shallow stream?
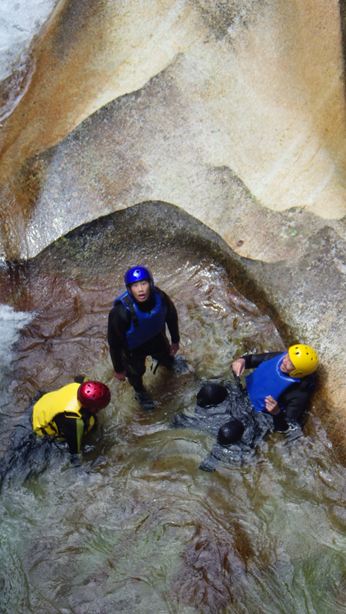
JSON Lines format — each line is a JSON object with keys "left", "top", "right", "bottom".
{"left": 0, "top": 211, "right": 345, "bottom": 613}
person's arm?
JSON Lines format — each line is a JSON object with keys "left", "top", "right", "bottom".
{"left": 160, "top": 290, "right": 180, "bottom": 347}
{"left": 231, "top": 351, "right": 281, "bottom": 376}
{"left": 243, "top": 352, "right": 282, "bottom": 369}
{"left": 277, "top": 375, "right": 316, "bottom": 424}
{"left": 107, "top": 304, "right": 131, "bottom": 373}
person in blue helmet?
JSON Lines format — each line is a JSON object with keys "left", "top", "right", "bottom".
{"left": 107, "top": 266, "right": 185, "bottom": 409}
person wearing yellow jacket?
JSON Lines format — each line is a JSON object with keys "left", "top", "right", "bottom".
{"left": 0, "top": 379, "right": 111, "bottom": 489}
{"left": 32, "top": 379, "right": 111, "bottom": 460}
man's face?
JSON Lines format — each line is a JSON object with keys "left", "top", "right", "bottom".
{"left": 130, "top": 280, "right": 150, "bottom": 302}
{"left": 280, "top": 353, "right": 295, "bottom": 374}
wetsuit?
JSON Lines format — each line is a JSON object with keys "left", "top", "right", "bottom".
{"left": 107, "top": 287, "right": 180, "bottom": 392}
{"left": 0, "top": 383, "right": 98, "bottom": 489}
{"left": 241, "top": 352, "right": 317, "bottom": 431}
{"left": 172, "top": 380, "right": 273, "bottom": 469}
{"left": 172, "top": 353, "right": 316, "bottom": 470}
{"left": 32, "top": 383, "right": 97, "bottom": 455}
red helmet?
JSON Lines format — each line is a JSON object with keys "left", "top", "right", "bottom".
{"left": 77, "top": 381, "right": 111, "bottom": 411}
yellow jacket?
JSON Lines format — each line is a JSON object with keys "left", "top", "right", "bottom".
{"left": 32, "top": 382, "right": 92, "bottom": 437}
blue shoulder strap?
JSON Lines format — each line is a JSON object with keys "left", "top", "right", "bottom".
{"left": 122, "top": 294, "right": 139, "bottom": 328}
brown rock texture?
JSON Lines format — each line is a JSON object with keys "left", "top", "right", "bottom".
{"left": 0, "top": 0, "right": 345, "bottom": 438}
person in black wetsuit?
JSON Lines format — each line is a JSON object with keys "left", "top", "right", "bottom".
{"left": 107, "top": 265, "right": 186, "bottom": 409}
{"left": 231, "top": 343, "right": 319, "bottom": 433}
{"left": 172, "top": 344, "right": 319, "bottom": 471}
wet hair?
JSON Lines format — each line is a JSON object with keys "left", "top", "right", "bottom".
{"left": 196, "top": 383, "right": 228, "bottom": 408}
{"left": 217, "top": 420, "right": 245, "bottom": 446}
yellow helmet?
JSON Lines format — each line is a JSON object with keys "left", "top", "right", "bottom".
{"left": 288, "top": 344, "right": 319, "bottom": 377}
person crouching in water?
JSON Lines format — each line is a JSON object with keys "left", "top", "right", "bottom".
{"left": 0, "top": 379, "right": 111, "bottom": 489}
{"left": 107, "top": 266, "right": 182, "bottom": 410}
{"left": 32, "top": 379, "right": 111, "bottom": 463}
{"left": 199, "top": 419, "right": 246, "bottom": 472}
{"left": 231, "top": 343, "right": 319, "bottom": 435}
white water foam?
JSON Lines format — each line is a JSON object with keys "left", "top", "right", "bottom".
{"left": 0, "top": 0, "right": 58, "bottom": 82}
{"left": 0, "top": 304, "right": 32, "bottom": 372}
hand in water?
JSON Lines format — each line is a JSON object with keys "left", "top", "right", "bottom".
{"left": 231, "top": 358, "right": 245, "bottom": 376}
{"left": 199, "top": 456, "right": 217, "bottom": 472}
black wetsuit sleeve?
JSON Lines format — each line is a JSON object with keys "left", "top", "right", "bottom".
{"left": 242, "top": 352, "right": 281, "bottom": 369}
{"left": 107, "top": 303, "right": 132, "bottom": 372}
{"left": 159, "top": 289, "right": 180, "bottom": 344}
{"left": 276, "top": 375, "right": 316, "bottom": 425}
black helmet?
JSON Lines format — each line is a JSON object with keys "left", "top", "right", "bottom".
{"left": 217, "top": 420, "right": 244, "bottom": 446}
{"left": 196, "top": 383, "right": 228, "bottom": 408}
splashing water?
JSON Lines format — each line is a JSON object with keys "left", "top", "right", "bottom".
{"left": 0, "top": 304, "right": 33, "bottom": 368}
{"left": 0, "top": 213, "right": 345, "bottom": 614}
{"left": 0, "top": 0, "right": 58, "bottom": 82}
{"left": 0, "top": 0, "right": 58, "bottom": 120}
{"left": 0, "top": 304, "right": 33, "bottom": 437}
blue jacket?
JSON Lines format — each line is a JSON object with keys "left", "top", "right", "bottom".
{"left": 246, "top": 353, "right": 301, "bottom": 413}
{"left": 114, "top": 288, "right": 167, "bottom": 350}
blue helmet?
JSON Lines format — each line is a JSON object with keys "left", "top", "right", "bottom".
{"left": 124, "top": 266, "right": 153, "bottom": 288}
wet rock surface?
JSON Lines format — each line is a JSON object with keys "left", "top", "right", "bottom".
{"left": 0, "top": 1, "right": 345, "bottom": 438}
{"left": 0, "top": 198, "right": 345, "bottom": 612}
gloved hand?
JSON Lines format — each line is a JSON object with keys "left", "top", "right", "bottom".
{"left": 150, "top": 358, "right": 159, "bottom": 374}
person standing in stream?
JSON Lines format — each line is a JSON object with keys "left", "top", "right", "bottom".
{"left": 107, "top": 266, "right": 186, "bottom": 410}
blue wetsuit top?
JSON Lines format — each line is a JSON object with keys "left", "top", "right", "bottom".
{"left": 246, "top": 352, "right": 301, "bottom": 413}
{"left": 114, "top": 288, "right": 167, "bottom": 350}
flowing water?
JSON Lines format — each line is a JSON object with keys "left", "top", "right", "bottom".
{"left": 0, "top": 0, "right": 59, "bottom": 121}
{"left": 0, "top": 212, "right": 345, "bottom": 614}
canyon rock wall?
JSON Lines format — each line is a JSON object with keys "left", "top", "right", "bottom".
{"left": 0, "top": 0, "right": 345, "bottom": 436}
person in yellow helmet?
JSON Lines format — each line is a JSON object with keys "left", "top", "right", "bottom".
{"left": 231, "top": 344, "right": 319, "bottom": 434}
{"left": 171, "top": 344, "right": 318, "bottom": 473}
